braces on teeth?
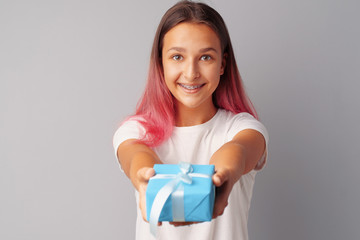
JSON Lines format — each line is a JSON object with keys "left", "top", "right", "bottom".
{"left": 180, "top": 84, "right": 202, "bottom": 90}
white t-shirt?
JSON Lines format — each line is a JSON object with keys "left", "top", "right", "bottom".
{"left": 113, "top": 109, "right": 269, "bottom": 240}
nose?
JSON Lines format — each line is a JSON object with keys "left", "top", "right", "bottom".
{"left": 183, "top": 59, "right": 200, "bottom": 81}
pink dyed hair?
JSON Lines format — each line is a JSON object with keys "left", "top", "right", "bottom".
{"left": 131, "top": 1, "right": 258, "bottom": 147}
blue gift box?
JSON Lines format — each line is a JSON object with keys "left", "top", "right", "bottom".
{"left": 146, "top": 163, "right": 215, "bottom": 222}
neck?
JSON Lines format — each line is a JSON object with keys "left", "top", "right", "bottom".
{"left": 175, "top": 103, "right": 217, "bottom": 127}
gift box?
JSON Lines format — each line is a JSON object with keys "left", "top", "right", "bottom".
{"left": 146, "top": 163, "right": 215, "bottom": 223}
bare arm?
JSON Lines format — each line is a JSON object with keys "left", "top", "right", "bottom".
{"left": 209, "top": 129, "right": 266, "bottom": 218}
{"left": 117, "top": 139, "right": 163, "bottom": 221}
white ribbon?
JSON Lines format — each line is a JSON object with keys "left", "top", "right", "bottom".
{"left": 148, "top": 162, "right": 211, "bottom": 237}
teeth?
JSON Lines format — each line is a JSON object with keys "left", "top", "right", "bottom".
{"left": 179, "top": 84, "right": 203, "bottom": 90}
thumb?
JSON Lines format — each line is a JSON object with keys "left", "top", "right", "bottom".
{"left": 144, "top": 167, "right": 155, "bottom": 180}
{"left": 212, "top": 168, "right": 229, "bottom": 187}
{"left": 137, "top": 167, "right": 155, "bottom": 182}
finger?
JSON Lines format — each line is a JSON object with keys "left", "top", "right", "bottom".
{"left": 212, "top": 168, "right": 229, "bottom": 187}
{"left": 144, "top": 167, "right": 155, "bottom": 179}
{"left": 141, "top": 215, "right": 162, "bottom": 225}
{"left": 212, "top": 195, "right": 228, "bottom": 218}
{"left": 213, "top": 189, "right": 228, "bottom": 212}
{"left": 137, "top": 167, "right": 155, "bottom": 182}
{"left": 142, "top": 214, "right": 148, "bottom": 223}
{"left": 212, "top": 208, "right": 225, "bottom": 219}
{"left": 215, "top": 182, "right": 230, "bottom": 206}
{"left": 170, "top": 222, "right": 189, "bottom": 227}
{"left": 169, "top": 221, "right": 198, "bottom": 227}
{"left": 140, "top": 198, "right": 148, "bottom": 222}
{"left": 212, "top": 170, "right": 231, "bottom": 218}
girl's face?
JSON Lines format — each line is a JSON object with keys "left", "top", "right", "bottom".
{"left": 162, "top": 22, "right": 225, "bottom": 112}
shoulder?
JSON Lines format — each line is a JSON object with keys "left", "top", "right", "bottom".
{"left": 116, "top": 116, "right": 147, "bottom": 134}
{"left": 217, "top": 109, "right": 269, "bottom": 143}
{"left": 112, "top": 117, "right": 147, "bottom": 153}
{"left": 219, "top": 109, "right": 269, "bottom": 171}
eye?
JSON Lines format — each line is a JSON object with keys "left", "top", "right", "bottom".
{"left": 172, "top": 55, "right": 183, "bottom": 61}
{"left": 200, "top": 55, "right": 212, "bottom": 61}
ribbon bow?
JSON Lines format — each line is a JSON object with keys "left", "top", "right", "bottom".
{"left": 148, "top": 162, "right": 211, "bottom": 236}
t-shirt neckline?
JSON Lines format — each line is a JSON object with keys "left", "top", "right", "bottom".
{"left": 173, "top": 109, "right": 222, "bottom": 132}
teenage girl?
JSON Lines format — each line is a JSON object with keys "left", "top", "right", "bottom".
{"left": 113, "top": 1, "right": 269, "bottom": 239}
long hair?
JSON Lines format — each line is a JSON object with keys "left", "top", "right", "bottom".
{"left": 131, "top": 0, "right": 258, "bottom": 147}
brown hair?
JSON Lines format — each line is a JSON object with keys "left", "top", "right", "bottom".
{"left": 153, "top": 1, "right": 231, "bottom": 62}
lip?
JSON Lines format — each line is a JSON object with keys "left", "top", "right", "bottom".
{"left": 178, "top": 83, "right": 205, "bottom": 93}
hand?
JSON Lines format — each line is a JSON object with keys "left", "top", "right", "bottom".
{"left": 169, "top": 221, "right": 200, "bottom": 227}
{"left": 212, "top": 167, "right": 235, "bottom": 218}
{"left": 136, "top": 167, "right": 156, "bottom": 222}
{"left": 138, "top": 167, "right": 199, "bottom": 227}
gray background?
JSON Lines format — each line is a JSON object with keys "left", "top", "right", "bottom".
{"left": 1, "top": 0, "right": 359, "bottom": 239}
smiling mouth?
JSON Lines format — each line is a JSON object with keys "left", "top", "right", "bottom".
{"left": 178, "top": 83, "right": 205, "bottom": 90}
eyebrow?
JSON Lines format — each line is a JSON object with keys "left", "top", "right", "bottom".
{"left": 167, "top": 47, "right": 218, "bottom": 53}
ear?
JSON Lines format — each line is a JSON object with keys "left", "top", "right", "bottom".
{"left": 220, "top": 53, "right": 227, "bottom": 75}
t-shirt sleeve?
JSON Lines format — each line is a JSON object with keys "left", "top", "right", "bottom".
{"left": 227, "top": 112, "right": 269, "bottom": 171}
{"left": 112, "top": 119, "right": 146, "bottom": 159}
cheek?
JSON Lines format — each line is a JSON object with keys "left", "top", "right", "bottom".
{"left": 163, "top": 64, "right": 180, "bottom": 84}
{"left": 162, "top": 64, "right": 170, "bottom": 84}
{"left": 203, "top": 65, "right": 222, "bottom": 83}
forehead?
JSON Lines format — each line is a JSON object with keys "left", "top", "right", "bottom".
{"left": 162, "top": 22, "right": 221, "bottom": 51}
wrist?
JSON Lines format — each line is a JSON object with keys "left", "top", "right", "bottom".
{"left": 210, "top": 141, "right": 246, "bottom": 180}
{"left": 129, "top": 152, "right": 156, "bottom": 189}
